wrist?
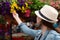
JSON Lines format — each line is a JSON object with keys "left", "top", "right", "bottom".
{"left": 14, "top": 17, "right": 19, "bottom": 20}
{"left": 15, "top": 17, "right": 22, "bottom": 25}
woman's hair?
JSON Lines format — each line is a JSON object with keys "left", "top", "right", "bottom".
{"left": 41, "top": 20, "right": 58, "bottom": 32}
{"left": 57, "top": 14, "right": 60, "bottom": 24}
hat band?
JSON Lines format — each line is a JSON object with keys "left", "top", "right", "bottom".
{"left": 39, "top": 11, "right": 53, "bottom": 21}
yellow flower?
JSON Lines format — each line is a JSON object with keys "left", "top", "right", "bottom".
{"left": 25, "top": 2, "right": 29, "bottom": 8}
{"left": 11, "top": 2, "right": 20, "bottom": 9}
{"left": 21, "top": 2, "right": 29, "bottom": 13}
{"left": 10, "top": 9, "right": 14, "bottom": 13}
{"left": 10, "top": 9, "right": 16, "bottom": 14}
{"left": 21, "top": 6, "right": 25, "bottom": 13}
{"left": 11, "top": 2, "right": 21, "bottom": 13}
{"left": 10, "top": 1, "right": 29, "bottom": 14}
{"left": 13, "top": 2, "right": 18, "bottom": 9}
{"left": 19, "top": 7, "right": 21, "bottom": 10}
{"left": 22, "top": 6, "right": 25, "bottom": 10}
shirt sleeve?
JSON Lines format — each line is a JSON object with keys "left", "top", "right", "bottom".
{"left": 18, "top": 23, "right": 41, "bottom": 37}
{"left": 55, "top": 35, "right": 60, "bottom": 40}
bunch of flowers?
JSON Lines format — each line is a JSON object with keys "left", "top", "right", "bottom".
{"left": 10, "top": 0, "right": 31, "bottom": 17}
{"left": 11, "top": 0, "right": 45, "bottom": 17}
{"left": 0, "top": 0, "right": 46, "bottom": 18}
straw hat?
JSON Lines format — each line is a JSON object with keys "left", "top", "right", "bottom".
{"left": 35, "top": 5, "right": 58, "bottom": 23}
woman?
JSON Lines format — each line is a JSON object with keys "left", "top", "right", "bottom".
{"left": 12, "top": 5, "right": 60, "bottom": 40}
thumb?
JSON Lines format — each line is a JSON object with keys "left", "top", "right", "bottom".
{"left": 11, "top": 9, "right": 16, "bottom": 14}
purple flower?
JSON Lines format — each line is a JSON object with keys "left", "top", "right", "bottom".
{"left": 18, "top": 0, "right": 25, "bottom": 3}
{"left": 18, "top": 0, "right": 25, "bottom": 6}
{"left": 1, "top": 2, "right": 10, "bottom": 15}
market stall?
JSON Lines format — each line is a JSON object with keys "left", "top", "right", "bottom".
{"left": 0, "top": 0, "right": 60, "bottom": 40}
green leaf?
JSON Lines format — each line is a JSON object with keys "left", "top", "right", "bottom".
{"left": 0, "top": 15, "right": 6, "bottom": 24}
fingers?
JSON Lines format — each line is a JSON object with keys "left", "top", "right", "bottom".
{"left": 12, "top": 12, "right": 19, "bottom": 18}
{"left": 12, "top": 10, "right": 17, "bottom": 16}
{"left": 13, "top": 10, "right": 17, "bottom": 14}
{"left": 11, "top": 9, "right": 16, "bottom": 14}
{"left": 12, "top": 10, "right": 19, "bottom": 19}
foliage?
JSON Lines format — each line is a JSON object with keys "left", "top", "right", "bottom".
{"left": 0, "top": 15, "right": 6, "bottom": 24}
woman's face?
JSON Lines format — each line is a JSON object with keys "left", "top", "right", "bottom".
{"left": 35, "top": 16, "right": 42, "bottom": 28}
{"left": 36, "top": 16, "right": 42, "bottom": 24}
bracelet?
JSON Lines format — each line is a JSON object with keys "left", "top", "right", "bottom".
{"left": 53, "top": 23, "right": 59, "bottom": 28}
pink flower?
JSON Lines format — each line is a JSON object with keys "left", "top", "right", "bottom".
{"left": 25, "top": 9, "right": 31, "bottom": 17}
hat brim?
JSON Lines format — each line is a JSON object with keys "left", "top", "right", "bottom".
{"left": 35, "top": 10, "right": 58, "bottom": 23}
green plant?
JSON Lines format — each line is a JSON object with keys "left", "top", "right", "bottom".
{"left": 0, "top": 15, "right": 6, "bottom": 24}
{"left": 29, "top": 0, "right": 48, "bottom": 16}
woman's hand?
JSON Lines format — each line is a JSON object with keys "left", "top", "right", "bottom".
{"left": 12, "top": 10, "right": 22, "bottom": 25}
{"left": 12, "top": 12, "right": 19, "bottom": 20}
{"left": 12, "top": 10, "right": 19, "bottom": 19}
